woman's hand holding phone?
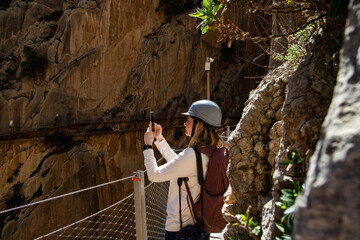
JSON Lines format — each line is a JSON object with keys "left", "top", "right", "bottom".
{"left": 144, "top": 122, "right": 154, "bottom": 145}
{"left": 144, "top": 121, "right": 164, "bottom": 145}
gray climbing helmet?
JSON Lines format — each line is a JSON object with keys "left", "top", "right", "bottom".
{"left": 181, "top": 100, "right": 222, "bottom": 127}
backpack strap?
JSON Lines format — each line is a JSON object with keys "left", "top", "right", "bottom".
{"left": 183, "top": 178, "right": 197, "bottom": 224}
{"left": 178, "top": 177, "right": 197, "bottom": 230}
{"left": 178, "top": 146, "right": 206, "bottom": 230}
{"left": 193, "top": 146, "right": 204, "bottom": 185}
{"left": 177, "top": 177, "right": 183, "bottom": 229}
{"left": 185, "top": 146, "right": 204, "bottom": 229}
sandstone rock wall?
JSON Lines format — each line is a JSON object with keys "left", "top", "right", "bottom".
{"left": 294, "top": 0, "right": 360, "bottom": 238}
{"left": 1, "top": 0, "right": 166, "bottom": 130}
{"left": 1, "top": 1, "right": 356, "bottom": 239}
{"left": 0, "top": 134, "right": 138, "bottom": 239}
{"left": 268, "top": 19, "right": 343, "bottom": 239}
{"left": 0, "top": 0, "right": 271, "bottom": 238}
{"left": 224, "top": 63, "right": 289, "bottom": 238}
{"left": 223, "top": 17, "right": 344, "bottom": 240}
{"left": 0, "top": 0, "right": 268, "bottom": 134}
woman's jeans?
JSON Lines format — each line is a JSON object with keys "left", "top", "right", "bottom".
{"left": 164, "top": 230, "right": 210, "bottom": 240}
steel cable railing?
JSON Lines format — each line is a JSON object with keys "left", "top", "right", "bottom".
{"left": 24, "top": 154, "right": 174, "bottom": 239}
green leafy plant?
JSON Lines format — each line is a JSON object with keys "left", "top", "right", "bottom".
{"left": 275, "top": 150, "right": 305, "bottom": 239}
{"left": 189, "top": 0, "right": 223, "bottom": 34}
{"left": 273, "top": 24, "right": 316, "bottom": 70}
{"left": 188, "top": 0, "right": 330, "bottom": 49}
{"left": 275, "top": 181, "right": 303, "bottom": 239}
{"left": 279, "top": 149, "right": 304, "bottom": 177}
{"left": 228, "top": 205, "right": 261, "bottom": 240}
{"left": 236, "top": 209, "right": 261, "bottom": 236}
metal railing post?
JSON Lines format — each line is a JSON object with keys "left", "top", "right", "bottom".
{"left": 205, "top": 57, "right": 214, "bottom": 100}
{"left": 133, "top": 171, "right": 148, "bottom": 240}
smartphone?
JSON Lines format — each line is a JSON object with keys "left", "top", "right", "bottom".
{"left": 150, "top": 111, "right": 155, "bottom": 132}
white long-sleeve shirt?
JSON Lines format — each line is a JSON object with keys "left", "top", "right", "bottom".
{"left": 143, "top": 139, "right": 209, "bottom": 232}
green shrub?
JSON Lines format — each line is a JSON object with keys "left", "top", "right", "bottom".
{"left": 228, "top": 206, "right": 261, "bottom": 240}
{"left": 189, "top": 0, "right": 223, "bottom": 34}
{"left": 273, "top": 24, "right": 316, "bottom": 71}
{"left": 275, "top": 149, "right": 305, "bottom": 239}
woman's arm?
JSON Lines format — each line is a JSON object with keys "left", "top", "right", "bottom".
{"left": 154, "top": 138, "right": 178, "bottom": 162}
{"left": 143, "top": 147, "right": 197, "bottom": 182}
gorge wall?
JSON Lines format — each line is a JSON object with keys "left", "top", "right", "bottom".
{"left": 0, "top": 0, "right": 267, "bottom": 133}
{"left": 2, "top": 0, "right": 358, "bottom": 240}
{"left": 0, "top": 1, "right": 266, "bottom": 237}
{"left": 222, "top": 3, "right": 358, "bottom": 240}
{"left": 294, "top": 0, "right": 360, "bottom": 238}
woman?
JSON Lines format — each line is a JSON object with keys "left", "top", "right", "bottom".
{"left": 143, "top": 100, "right": 223, "bottom": 239}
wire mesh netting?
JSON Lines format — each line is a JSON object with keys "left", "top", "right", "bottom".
{"left": 146, "top": 181, "right": 169, "bottom": 239}
{"left": 35, "top": 193, "right": 136, "bottom": 239}
{"left": 35, "top": 181, "right": 169, "bottom": 240}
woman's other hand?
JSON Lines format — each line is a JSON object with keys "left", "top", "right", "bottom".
{"left": 153, "top": 123, "right": 164, "bottom": 142}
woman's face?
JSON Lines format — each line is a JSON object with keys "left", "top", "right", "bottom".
{"left": 184, "top": 116, "right": 194, "bottom": 137}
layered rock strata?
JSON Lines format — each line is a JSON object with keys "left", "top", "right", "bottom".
{"left": 0, "top": 0, "right": 269, "bottom": 134}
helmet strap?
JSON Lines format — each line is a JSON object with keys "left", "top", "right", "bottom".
{"left": 191, "top": 118, "right": 197, "bottom": 138}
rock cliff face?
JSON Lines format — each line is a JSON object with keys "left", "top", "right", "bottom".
{"left": 1, "top": 134, "right": 132, "bottom": 239}
{"left": 0, "top": 0, "right": 267, "bottom": 133}
{"left": 225, "top": 62, "right": 289, "bottom": 222}
{"left": 294, "top": 0, "right": 360, "bottom": 238}
{"left": 1, "top": 1, "right": 268, "bottom": 238}
{"left": 2, "top": 0, "right": 358, "bottom": 240}
{"left": 223, "top": 15, "right": 344, "bottom": 240}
